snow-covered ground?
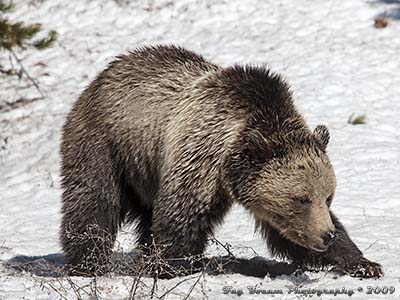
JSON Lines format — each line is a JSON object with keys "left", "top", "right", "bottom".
{"left": 1, "top": 0, "right": 399, "bottom": 299}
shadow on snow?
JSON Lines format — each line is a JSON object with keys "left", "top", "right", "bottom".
{"left": 3, "top": 253, "right": 310, "bottom": 282}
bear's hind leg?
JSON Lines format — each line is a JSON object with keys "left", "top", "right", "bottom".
{"left": 60, "top": 134, "right": 123, "bottom": 276}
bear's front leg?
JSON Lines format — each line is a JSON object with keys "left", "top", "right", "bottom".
{"left": 318, "top": 212, "right": 383, "bottom": 278}
{"left": 146, "top": 207, "right": 210, "bottom": 279}
{"left": 260, "top": 211, "right": 383, "bottom": 278}
{"left": 145, "top": 186, "right": 232, "bottom": 278}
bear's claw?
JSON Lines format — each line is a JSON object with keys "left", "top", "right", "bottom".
{"left": 332, "top": 257, "right": 383, "bottom": 278}
{"left": 349, "top": 260, "right": 383, "bottom": 278}
{"left": 344, "top": 258, "right": 383, "bottom": 279}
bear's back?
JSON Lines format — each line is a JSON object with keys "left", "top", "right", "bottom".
{"left": 98, "top": 45, "right": 219, "bottom": 95}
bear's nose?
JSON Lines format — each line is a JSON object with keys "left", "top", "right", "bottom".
{"left": 322, "top": 230, "right": 338, "bottom": 247}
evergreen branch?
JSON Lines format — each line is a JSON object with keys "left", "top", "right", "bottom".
{"left": 0, "top": 0, "right": 56, "bottom": 103}
{"left": 33, "top": 30, "right": 57, "bottom": 49}
{"left": 0, "top": 19, "right": 42, "bottom": 50}
{"left": 0, "top": 0, "right": 14, "bottom": 13}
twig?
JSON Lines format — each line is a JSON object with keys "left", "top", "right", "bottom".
{"left": 159, "top": 276, "right": 198, "bottom": 299}
{"left": 363, "top": 239, "right": 379, "bottom": 252}
{"left": 9, "top": 49, "right": 46, "bottom": 98}
{"left": 129, "top": 266, "right": 145, "bottom": 299}
{"left": 90, "top": 276, "right": 99, "bottom": 299}
{"left": 47, "top": 283, "right": 69, "bottom": 300}
{"left": 150, "top": 274, "right": 157, "bottom": 299}
{"left": 209, "top": 237, "right": 235, "bottom": 257}
{"left": 66, "top": 276, "right": 83, "bottom": 300}
{"left": 0, "top": 66, "right": 19, "bottom": 76}
{"left": 66, "top": 276, "right": 93, "bottom": 299}
{"left": 183, "top": 270, "right": 204, "bottom": 300}
{"left": 0, "top": 96, "right": 43, "bottom": 113}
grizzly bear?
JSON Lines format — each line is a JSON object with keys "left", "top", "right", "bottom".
{"left": 60, "top": 45, "right": 382, "bottom": 278}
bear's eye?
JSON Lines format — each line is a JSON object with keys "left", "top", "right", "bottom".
{"left": 293, "top": 196, "right": 312, "bottom": 205}
{"left": 326, "top": 194, "right": 333, "bottom": 206}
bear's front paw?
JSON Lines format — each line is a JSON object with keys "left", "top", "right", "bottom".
{"left": 339, "top": 257, "right": 383, "bottom": 279}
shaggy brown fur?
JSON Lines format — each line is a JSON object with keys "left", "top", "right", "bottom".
{"left": 60, "top": 45, "right": 382, "bottom": 278}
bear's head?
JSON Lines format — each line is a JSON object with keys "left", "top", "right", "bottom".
{"left": 233, "top": 124, "right": 337, "bottom": 252}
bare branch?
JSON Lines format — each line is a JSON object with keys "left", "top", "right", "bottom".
{"left": 9, "top": 49, "right": 46, "bottom": 98}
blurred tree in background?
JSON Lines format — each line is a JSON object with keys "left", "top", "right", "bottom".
{"left": 0, "top": 0, "right": 57, "bottom": 98}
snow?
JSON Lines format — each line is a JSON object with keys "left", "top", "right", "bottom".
{"left": 0, "top": 0, "right": 399, "bottom": 299}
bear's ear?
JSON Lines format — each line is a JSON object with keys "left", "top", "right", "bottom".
{"left": 313, "top": 124, "right": 330, "bottom": 151}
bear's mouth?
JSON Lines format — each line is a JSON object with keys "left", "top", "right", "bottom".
{"left": 289, "top": 234, "right": 329, "bottom": 253}
{"left": 307, "top": 244, "right": 329, "bottom": 253}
